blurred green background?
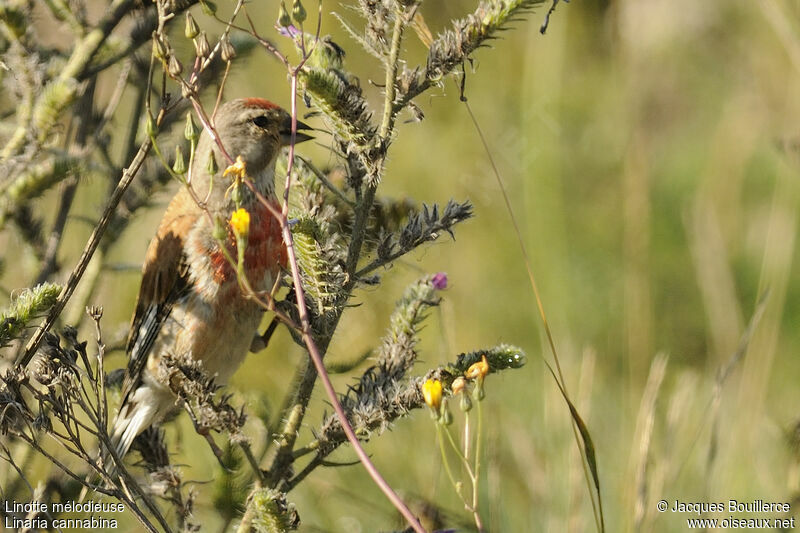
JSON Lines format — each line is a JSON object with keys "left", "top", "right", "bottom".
{"left": 5, "top": 0, "right": 800, "bottom": 531}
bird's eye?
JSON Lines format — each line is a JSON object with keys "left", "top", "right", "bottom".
{"left": 252, "top": 115, "right": 270, "bottom": 129}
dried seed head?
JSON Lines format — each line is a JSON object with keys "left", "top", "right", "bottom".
{"left": 31, "top": 356, "right": 56, "bottom": 386}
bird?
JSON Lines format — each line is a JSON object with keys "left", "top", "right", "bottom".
{"left": 109, "top": 98, "right": 312, "bottom": 461}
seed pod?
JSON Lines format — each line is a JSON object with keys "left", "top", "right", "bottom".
{"left": 152, "top": 34, "right": 168, "bottom": 60}
{"left": 439, "top": 400, "right": 453, "bottom": 426}
{"left": 212, "top": 216, "right": 227, "bottom": 241}
{"left": 172, "top": 145, "right": 186, "bottom": 175}
{"left": 145, "top": 114, "right": 157, "bottom": 137}
{"left": 231, "top": 182, "right": 242, "bottom": 207}
{"left": 460, "top": 392, "right": 473, "bottom": 412}
{"left": 185, "top": 12, "right": 200, "bottom": 39}
{"left": 472, "top": 377, "right": 485, "bottom": 402}
{"left": 194, "top": 31, "right": 211, "bottom": 59}
{"left": 277, "top": 1, "right": 291, "bottom": 27}
{"left": 167, "top": 55, "right": 183, "bottom": 77}
{"left": 184, "top": 112, "right": 198, "bottom": 143}
{"left": 292, "top": 0, "right": 307, "bottom": 24}
{"left": 206, "top": 150, "right": 218, "bottom": 175}
{"left": 221, "top": 34, "right": 236, "bottom": 62}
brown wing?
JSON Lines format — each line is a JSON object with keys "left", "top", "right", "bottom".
{"left": 121, "top": 189, "right": 197, "bottom": 405}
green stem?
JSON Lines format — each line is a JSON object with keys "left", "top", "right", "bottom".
{"left": 473, "top": 398, "right": 484, "bottom": 531}
{"left": 437, "top": 424, "right": 466, "bottom": 504}
{"left": 344, "top": 7, "right": 406, "bottom": 277}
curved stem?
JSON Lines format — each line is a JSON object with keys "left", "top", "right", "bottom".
{"left": 273, "top": 69, "right": 426, "bottom": 533}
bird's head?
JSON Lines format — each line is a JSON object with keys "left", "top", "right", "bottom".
{"left": 192, "top": 98, "right": 312, "bottom": 210}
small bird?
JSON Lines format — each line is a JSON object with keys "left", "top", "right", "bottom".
{"left": 110, "top": 98, "right": 312, "bottom": 460}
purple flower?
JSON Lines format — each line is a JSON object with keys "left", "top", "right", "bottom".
{"left": 277, "top": 24, "right": 301, "bottom": 38}
{"left": 431, "top": 272, "right": 448, "bottom": 290}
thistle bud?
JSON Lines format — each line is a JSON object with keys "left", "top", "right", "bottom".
{"left": 172, "top": 145, "right": 186, "bottom": 175}
{"left": 184, "top": 112, "right": 198, "bottom": 143}
{"left": 277, "top": 1, "right": 291, "bottom": 28}
{"left": 167, "top": 55, "right": 183, "bottom": 77}
{"left": 292, "top": 0, "right": 307, "bottom": 24}
{"left": 221, "top": 34, "right": 236, "bottom": 62}
{"left": 194, "top": 31, "right": 211, "bottom": 59}
{"left": 185, "top": 12, "right": 200, "bottom": 39}
{"left": 206, "top": 150, "right": 218, "bottom": 175}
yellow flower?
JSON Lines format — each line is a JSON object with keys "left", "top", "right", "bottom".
{"left": 422, "top": 379, "right": 443, "bottom": 411}
{"left": 229, "top": 208, "right": 251, "bottom": 238}
{"left": 465, "top": 355, "right": 489, "bottom": 380}
{"left": 223, "top": 155, "right": 247, "bottom": 179}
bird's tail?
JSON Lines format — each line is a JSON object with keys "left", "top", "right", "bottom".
{"left": 78, "top": 388, "right": 160, "bottom": 501}
{"left": 109, "top": 392, "right": 160, "bottom": 461}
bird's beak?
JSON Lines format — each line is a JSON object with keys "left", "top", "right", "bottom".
{"left": 280, "top": 119, "right": 313, "bottom": 146}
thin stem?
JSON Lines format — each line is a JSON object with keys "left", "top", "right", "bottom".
{"left": 378, "top": 9, "right": 405, "bottom": 139}
{"left": 19, "top": 127, "right": 157, "bottom": 368}
{"left": 472, "top": 398, "right": 484, "bottom": 531}
{"left": 443, "top": 424, "right": 474, "bottom": 482}
{"left": 274, "top": 66, "right": 426, "bottom": 533}
{"left": 436, "top": 424, "right": 465, "bottom": 503}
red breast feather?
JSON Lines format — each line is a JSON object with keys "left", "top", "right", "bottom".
{"left": 209, "top": 201, "right": 286, "bottom": 286}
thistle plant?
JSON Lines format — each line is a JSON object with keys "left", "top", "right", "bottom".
{"left": 0, "top": 1, "right": 553, "bottom": 531}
